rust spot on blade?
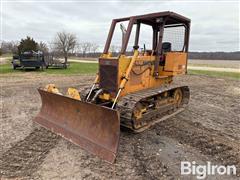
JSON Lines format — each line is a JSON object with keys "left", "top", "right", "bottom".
{"left": 33, "top": 89, "right": 120, "bottom": 163}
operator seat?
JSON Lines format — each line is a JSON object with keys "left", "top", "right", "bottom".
{"left": 160, "top": 42, "right": 172, "bottom": 66}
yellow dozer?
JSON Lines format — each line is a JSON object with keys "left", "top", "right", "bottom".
{"left": 34, "top": 11, "right": 191, "bottom": 163}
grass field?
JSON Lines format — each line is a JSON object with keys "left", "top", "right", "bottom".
{"left": 188, "top": 69, "right": 240, "bottom": 79}
{"left": 188, "top": 63, "right": 239, "bottom": 68}
{"left": 0, "top": 62, "right": 98, "bottom": 75}
{"left": 1, "top": 53, "right": 13, "bottom": 58}
{"left": 0, "top": 60, "right": 239, "bottom": 80}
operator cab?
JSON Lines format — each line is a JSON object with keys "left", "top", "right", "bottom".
{"left": 99, "top": 11, "right": 191, "bottom": 97}
{"left": 103, "top": 12, "right": 190, "bottom": 55}
{"left": 101, "top": 11, "right": 190, "bottom": 75}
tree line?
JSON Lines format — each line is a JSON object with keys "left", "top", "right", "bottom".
{"left": 1, "top": 31, "right": 239, "bottom": 60}
{"left": 0, "top": 31, "right": 102, "bottom": 62}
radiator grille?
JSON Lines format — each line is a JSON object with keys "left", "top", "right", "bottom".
{"left": 99, "top": 64, "right": 118, "bottom": 93}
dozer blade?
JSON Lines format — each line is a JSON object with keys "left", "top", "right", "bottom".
{"left": 33, "top": 89, "right": 120, "bottom": 163}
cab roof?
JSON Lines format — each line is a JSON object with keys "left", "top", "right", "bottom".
{"left": 114, "top": 11, "right": 191, "bottom": 25}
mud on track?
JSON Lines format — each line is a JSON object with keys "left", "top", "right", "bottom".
{"left": 0, "top": 74, "right": 240, "bottom": 179}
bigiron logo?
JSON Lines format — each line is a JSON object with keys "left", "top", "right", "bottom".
{"left": 181, "top": 161, "right": 237, "bottom": 179}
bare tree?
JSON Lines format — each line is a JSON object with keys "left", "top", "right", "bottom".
{"left": 1, "top": 41, "right": 18, "bottom": 54}
{"left": 110, "top": 45, "right": 121, "bottom": 53}
{"left": 110, "top": 45, "right": 116, "bottom": 53}
{"left": 53, "top": 31, "right": 77, "bottom": 63}
{"left": 90, "top": 43, "right": 99, "bottom": 54}
{"left": 78, "top": 42, "right": 92, "bottom": 57}
{"left": 38, "top": 41, "right": 49, "bottom": 53}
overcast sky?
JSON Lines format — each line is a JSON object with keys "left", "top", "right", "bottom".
{"left": 1, "top": 0, "right": 239, "bottom": 52}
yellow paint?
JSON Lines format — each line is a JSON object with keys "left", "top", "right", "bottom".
{"left": 44, "top": 84, "right": 62, "bottom": 95}
{"left": 66, "top": 88, "right": 81, "bottom": 100}
{"left": 164, "top": 52, "right": 187, "bottom": 74}
{"left": 99, "top": 93, "right": 111, "bottom": 100}
{"left": 97, "top": 51, "right": 188, "bottom": 101}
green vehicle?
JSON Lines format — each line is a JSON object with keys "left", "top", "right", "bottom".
{"left": 12, "top": 51, "right": 45, "bottom": 70}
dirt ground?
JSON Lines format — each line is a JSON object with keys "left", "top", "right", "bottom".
{"left": 188, "top": 59, "right": 240, "bottom": 69}
{"left": 0, "top": 73, "right": 240, "bottom": 179}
